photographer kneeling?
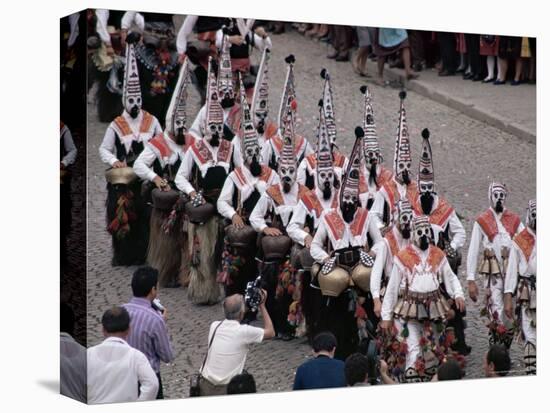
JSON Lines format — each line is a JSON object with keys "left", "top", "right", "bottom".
{"left": 196, "top": 291, "right": 275, "bottom": 396}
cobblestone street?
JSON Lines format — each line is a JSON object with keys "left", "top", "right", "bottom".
{"left": 85, "top": 29, "right": 536, "bottom": 398}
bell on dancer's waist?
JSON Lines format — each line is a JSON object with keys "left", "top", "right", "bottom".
{"left": 185, "top": 201, "right": 216, "bottom": 224}
{"left": 105, "top": 166, "right": 137, "bottom": 185}
{"left": 351, "top": 262, "right": 373, "bottom": 293}
{"left": 318, "top": 265, "right": 350, "bottom": 297}
{"left": 417, "top": 303, "right": 429, "bottom": 320}
{"left": 151, "top": 188, "right": 180, "bottom": 211}
{"left": 393, "top": 298, "right": 404, "bottom": 316}
{"left": 225, "top": 224, "right": 257, "bottom": 249}
{"left": 429, "top": 300, "right": 440, "bottom": 320}
{"left": 407, "top": 302, "right": 417, "bottom": 319}
{"left": 400, "top": 300, "right": 411, "bottom": 318}
{"left": 261, "top": 234, "right": 292, "bottom": 262}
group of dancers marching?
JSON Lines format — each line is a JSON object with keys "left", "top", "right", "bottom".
{"left": 91, "top": 16, "right": 536, "bottom": 383}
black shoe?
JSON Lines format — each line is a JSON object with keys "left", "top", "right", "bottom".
{"left": 412, "top": 62, "right": 423, "bottom": 72}
{"left": 463, "top": 72, "right": 473, "bottom": 80}
{"left": 472, "top": 74, "right": 483, "bottom": 81}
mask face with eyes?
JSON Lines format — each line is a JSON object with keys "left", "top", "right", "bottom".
{"left": 125, "top": 95, "right": 142, "bottom": 118}
{"left": 396, "top": 200, "right": 413, "bottom": 239}
{"left": 396, "top": 160, "right": 412, "bottom": 185}
{"left": 412, "top": 216, "right": 432, "bottom": 250}
{"left": 488, "top": 183, "right": 507, "bottom": 213}
{"left": 279, "top": 165, "right": 296, "bottom": 193}
{"left": 340, "top": 191, "right": 359, "bottom": 223}
{"left": 318, "top": 168, "right": 335, "bottom": 199}
{"left": 419, "top": 184, "right": 435, "bottom": 215}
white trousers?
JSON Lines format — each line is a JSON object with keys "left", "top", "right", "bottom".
{"left": 486, "top": 276, "right": 505, "bottom": 324}
{"left": 394, "top": 319, "right": 425, "bottom": 370}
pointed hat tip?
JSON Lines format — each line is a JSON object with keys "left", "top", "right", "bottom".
{"left": 421, "top": 128, "right": 430, "bottom": 139}
{"left": 355, "top": 126, "right": 365, "bottom": 138}
{"left": 360, "top": 85, "right": 367, "bottom": 94}
{"left": 285, "top": 54, "right": 295, "bottom": 64}
{"left": 399, "top": 90, "right": 407, "bottom": 100}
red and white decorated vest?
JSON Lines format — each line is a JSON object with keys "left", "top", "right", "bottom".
{"left": 189, "top": 138, "right": 232, "bottom": 170}
{"left": 396, "top": 244, "right": 446, "bottom": 274}
{"left": 513, "top": 228, "right": 536, "bottom": 262}
{"left": 476, "top": 208, "right": 521, "bottom": 242}
{"left": 358, "top": 165, "right": 393, "bottom": 193}
{"left": 324, "top": 207, "right": 370, "bottom": 242}
{"left": 380, "top": 179, "right": 419, "bottom": 214}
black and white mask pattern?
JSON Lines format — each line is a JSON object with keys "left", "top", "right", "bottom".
{"left": 488, "top": 182, "right": 507, "bottom": 213}
{"left": 122, "top": 43, "right": 142, "bottom": 117}
{"left": 412, "top": 215, "right": 432, "bottom": 250}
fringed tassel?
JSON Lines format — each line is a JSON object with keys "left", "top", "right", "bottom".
{"left": 107, "top": 190, "right": 136, "bottom": 239}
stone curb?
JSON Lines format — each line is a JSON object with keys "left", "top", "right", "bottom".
{"left": 367, "top": 60, "right": 536, "bottom": 144}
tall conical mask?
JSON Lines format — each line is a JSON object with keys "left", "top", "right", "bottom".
{"left": 316, "top": 100, "right": 334, "bottom": 189}
{"left": 394, "top": 91, "right": 412, "bottom": 180}
{"left": 278, "top": 55, "right": 296, "bottom": 136}
{"left": 239, "top": 74, "right": 261, "bottom": 164}
{"left": 252, "top": 48, "right": 270, "bottom": 130}
{"left": 122, "top": 42, "right": 142, "bottom": 115}
{"left": 360, "top": 85, "right": 382, "bottom": 166}
{"left": 418, "top": 128, "right": 435, "bottom": 194}
{"left": 278, "top": 99, "right": 298, "bottom": 185}
{"left": 320, "top": 69, "right": 336, "bottom": 146}
{"left": 165, "top": 56, "right": 190, "bottom": 137}
{"left": 218, "top": 31, "right": 234, "bottom": 105}
{"left": 340, "top": 127, "right": 363, "bottom": 207}
{"left": 205, "top": 56, "right": 224, "bottom": 139}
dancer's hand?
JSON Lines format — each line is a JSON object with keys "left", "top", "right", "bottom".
{"left": 232, "top": 214, "right": 244, "bottom": 229}
{"left": 373, "top": 298, "right": 382, "bottom": 318}
{"left": 380, "top": 320, "right": 393, "bottom": 331}
{"left": 304, "top": 235, "right": 313, "bottom": 249}
{"left": 504, "top": 293, "right": 514, "bottom": 319}
{"left": 455, "top": 297, "right": 466, "bottom": 312}
{"left": 263, "top": 227, "right": 282, "bottom": 237}
{"left": 112, "top": 160, "right": 126, "bottom": 168}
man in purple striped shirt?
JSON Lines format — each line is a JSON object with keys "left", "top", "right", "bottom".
{"left": 124, "top": 266, "right": 174, "bottom": 399}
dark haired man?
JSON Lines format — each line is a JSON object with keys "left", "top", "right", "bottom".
{"left": 293, "top": 332, "right": 346, "bottom": 390}
{"left": 345, "top": 353, "right": 370, "bottom": 386}
{"left": 484, "top": 344, "right": 511, "bottom": 377}
{"left": 227, "top": 372, "right": 257, "bottom": 394}
{"left": 87, "top": 306, "right": 158, "bottom": 404}
{"left": 123, "top": 266, "right": 173, "bottom": 399}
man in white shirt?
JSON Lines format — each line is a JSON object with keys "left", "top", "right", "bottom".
{"left": 199, "top": 292, "right": 275, "bottom": 396}
{"left": 99, "top": 36, "right": 162, "bottom": 267}
{"left": 310, "top": 128, "right": 382, "bottom": 360}
{"left": 217, "top": 78, "right": 278, "bottom": 296}
{"left": 134, "top": 57, "right": 195, "bottom": 288}
{"left": 87, "top": 306, "right": 158, "bottom": 404}
{"left": 174, "top": 57, "right": 236, "bottom": 305}
{"left": 410, "top": 127, "right": 469, "bottom": 355}
{"left": 466, "top": 182, "right": 523, "bottom": 348}
{"left": 268, "top": 55, "right": 313, "bottom": 171}
{"left": 370, "top": 199, "right": 413, "bottom": 318}
{"left": 286, "top": 107, "right": 341, "bottom": 343}
{"left": 249, "top": 102, "right": 302, "bottom": 339}
{"left": 357, "top": 85, "right": 393, "bottom": 209}
{"left": 370, "top": 91, "right": 419, "bottom": 230}
{"left": 504, "top": 199, "right": 536, "bottom": 375}
{"left": 380, "top": 215, "right": 465, "bottom": 383}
